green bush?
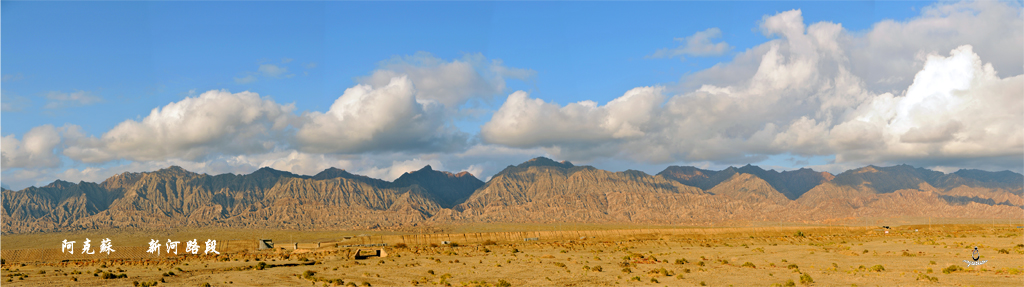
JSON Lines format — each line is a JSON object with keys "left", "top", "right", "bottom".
{"left": 496, "top": 279, "right": 512, "bottom": 287}
{"left": 917, "top": 273, "right": 938, "bottom": 282}
{"left": 942, "top": 265, "right": 962, "bottom": 274}
{"left": 742, "top": 262, "right": 756, "bottom": 268}
{"left": 799, "top": 273, "right": 813, "bottom": 284}
{"left": 675, "top": 258, "right": 688, "bottom": 265}
{"left": 870, "top": 265, "right": 885, "bottom": 272}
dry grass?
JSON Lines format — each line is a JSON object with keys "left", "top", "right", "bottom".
{"left": 1, "top": 223, "right": 1022, "bottom": 286}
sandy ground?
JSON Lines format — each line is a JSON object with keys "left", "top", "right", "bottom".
{"left": 2, "top": 224, "right": 1022, "bottom": 286}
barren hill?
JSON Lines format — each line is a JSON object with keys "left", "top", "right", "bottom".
{"left": 2, "top": 157, "right": 1021, "bottom": 234}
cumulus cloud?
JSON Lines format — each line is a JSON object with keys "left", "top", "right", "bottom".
{"left": 481, "top": 87, "right": 665, "bottom": 149}
{"left": 834, "top": 45, "right": 1023, "bottom": 165}
{"left": 359, "top": 52, "right": 534, "bottom": 107}
{"left": 483, "top": 3, "right": 1023, "bottom": 172}
{"left": 649, "top": 28, "right": 732, "bottom": 60}
{"left": 296, "top": 76, "right": 467, "bottom": 154}
{"left": 848, "top": 1, "right": 1023, "bottom": 94}
{"left": 1, "top": 124, "right": 64, "bottom": 171}
{"left": 62, "top": 90, "right": 296, "bottom": 163}
{"left": 43, "top": 90, "right": 102, "bottom": 109}
{"left": 296, "top": 53, "right": 531, "bottom": 154}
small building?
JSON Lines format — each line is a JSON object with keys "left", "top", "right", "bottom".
{"left": 258, "top": 239, "right": 274, "bottom": 250}
{"left": 353, "top": 249, "right": 388, "bottom": 260}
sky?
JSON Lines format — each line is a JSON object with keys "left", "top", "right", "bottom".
{"left": 2, "top": 1, "right": 1022, "bottom": 190}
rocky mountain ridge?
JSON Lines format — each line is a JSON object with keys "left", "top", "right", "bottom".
{"left": 2, "top": 158, "right": 1021, "bottom": 233}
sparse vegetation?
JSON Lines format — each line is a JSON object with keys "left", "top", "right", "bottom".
{"left": 942, "top": 265, "right": 963, "bottom": 274}
{"left": 917, "top": 273, "right": 939, "bottom": 282}
{"left": 799, "top": 273, "right": 813, "bottom": 284}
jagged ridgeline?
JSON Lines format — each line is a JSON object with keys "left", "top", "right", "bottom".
{"left": 2, "top": 157, "right": 1021, "bottom": 234}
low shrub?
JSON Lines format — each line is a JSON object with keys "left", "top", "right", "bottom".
{"left": 799, "top": 273, "right": 813, "bottom": 284}
{"left": 942, "top": 265, "right": 962, "bottom": 274}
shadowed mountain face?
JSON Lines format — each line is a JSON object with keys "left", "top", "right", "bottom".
{"left": 2, "top": 158, "right": 1020, "bottom": 234}
{"left": 393, "top": 165, "right": 484, "bottom": 209}
{"left": 657, "top": 165, "right": 833, "bottom": 200}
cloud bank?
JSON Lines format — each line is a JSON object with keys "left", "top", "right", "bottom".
{"left": 2, "top": 1, "right": 1020, "bottom": 190}
{"left": 484, "top": 4, "right": 1023, "bottom": 170}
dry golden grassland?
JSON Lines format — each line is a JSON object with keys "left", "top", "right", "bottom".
{"left": 2, "top": 224, "right": 1022, "bottom": 286}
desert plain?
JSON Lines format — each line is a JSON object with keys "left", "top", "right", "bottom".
{"left": 1, "top": 222, "right": 1022, "bottom": 287}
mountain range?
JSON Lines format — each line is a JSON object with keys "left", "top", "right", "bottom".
{"left": 3, "top": 157, "right": 1021, "bottom": 234}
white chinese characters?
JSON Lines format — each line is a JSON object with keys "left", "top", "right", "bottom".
{"left": 61, "top": 238, "right": 114, "bottom": 255}
{"left": 185, "top": 239, "right": 200, "bottom": 255}
{"left": 64, "top": 238, "right": 220, "bottom": 256}
{"left": 61, "top": 239, "right": 76, "bottom": 254}
{"left": 166, "top": 239, "right": 181, "bottom": 254}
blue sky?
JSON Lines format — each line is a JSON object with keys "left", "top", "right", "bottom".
{"left": 3, "top": 1, "right": 1022, "bottom": 189}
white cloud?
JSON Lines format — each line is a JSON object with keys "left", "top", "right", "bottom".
{"left": 295, "top": 76, "right": 467, "bottom": 154}
{"left": 234, "top": 75, "right": 257, "bottom": 84}
{"left": 1, "top": 92, "right": 29, "bottom": 112}
{"left": 62, "top": 90, "right": 296, "bottom": 163}
{"left": 481, "top": 86, "right": 665, "bottom": 149}
{"left": 1, "top": 125, "right": 63, "bottom": 171}
{"left": 833, "top": 45, "right": 1023, "bottom": 166}
{"left": 846, "top": 1, "right": 1021, "bottom": 94}
{"left": 2, "top": 73, "right": 24, "bottom": 82}
{"left": 483, "top": 3, "right": 1023, "bottom": 172}
{"left": 259, "top": 64, "right": 291, "bottom": 78}
{"left": 43, "top": 90, "right": 102, "bottom": 109}
{"left": 649, "top": 28, "right": 732, "bottom": 60}
{"left": 296, "top": 53, "right": 530, "bottom": 154}
{"left": 359, "top": 52, "right": 534, "bottom": 107}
